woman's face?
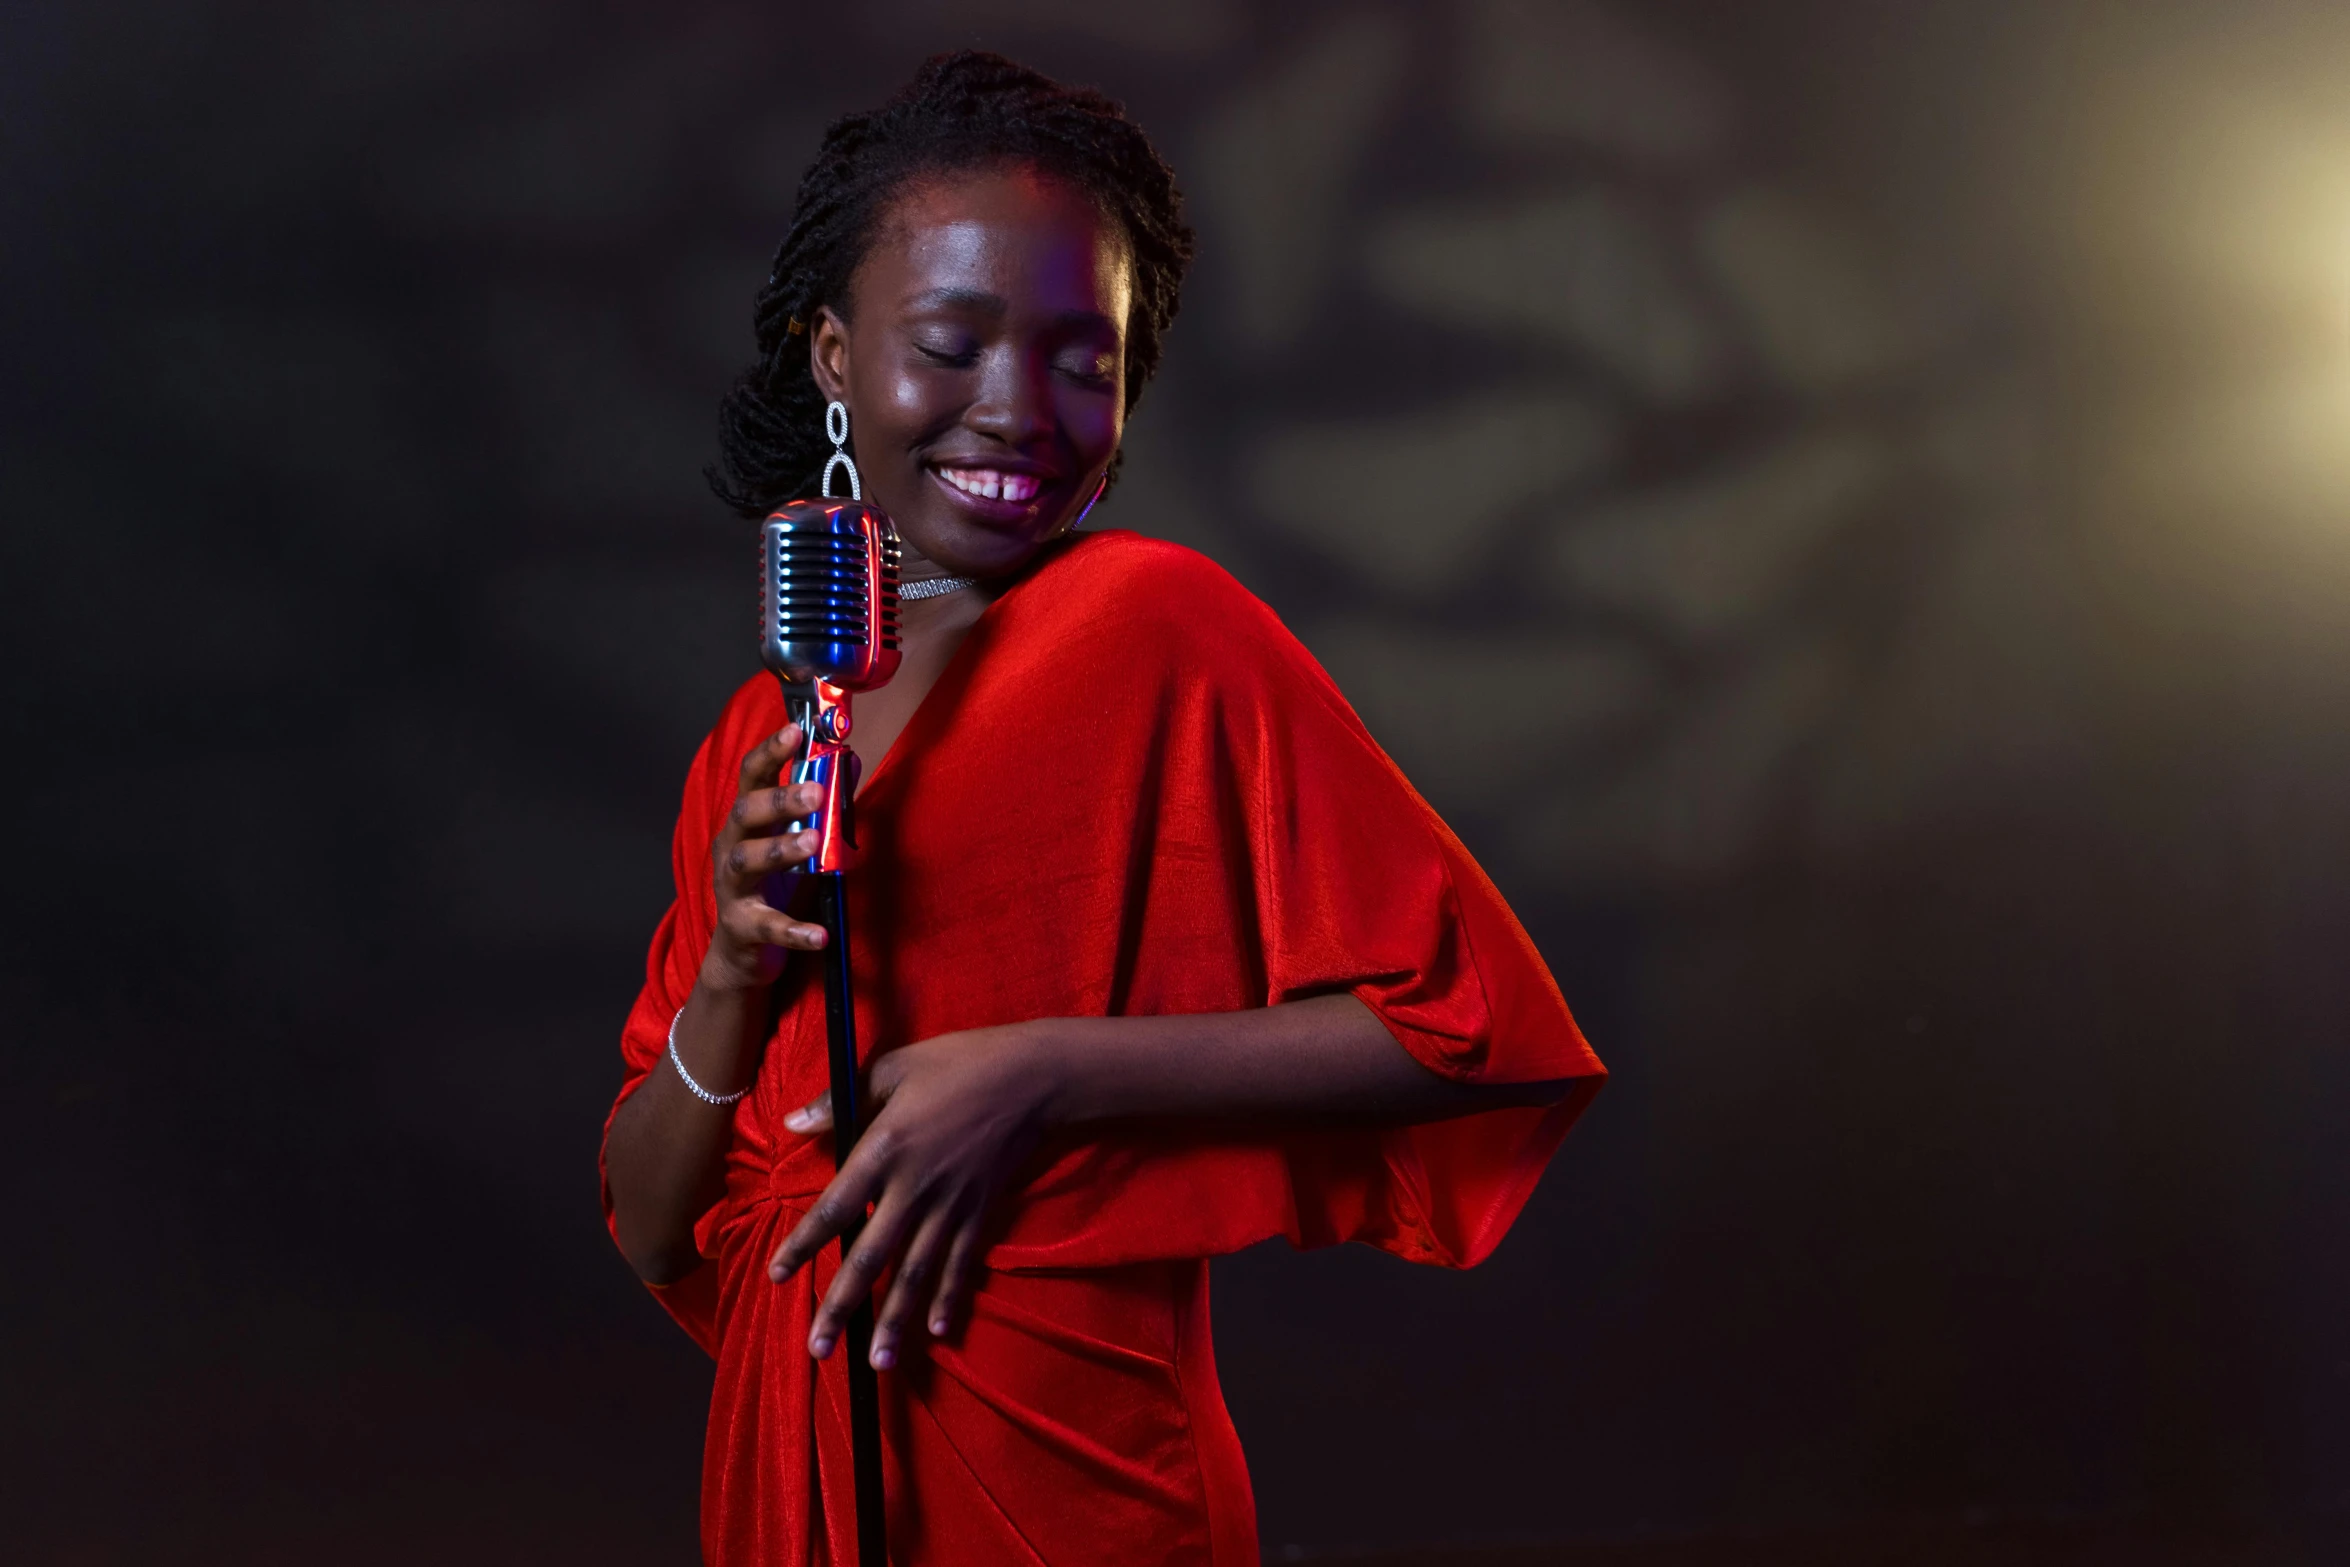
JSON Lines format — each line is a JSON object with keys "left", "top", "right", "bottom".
{"left": 810, "top": 164, "right": 1133, "bottom": 579}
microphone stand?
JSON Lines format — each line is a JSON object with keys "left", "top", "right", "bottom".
{"left": 813, "top": 867, "right": 887, "bottom": 1564}
{"left": 782, "top": 679, "right": 887, "bottom": 1567}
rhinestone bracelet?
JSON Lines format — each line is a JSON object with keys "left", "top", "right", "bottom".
{"left": 668, "top": 1007, "right": 750, "bottom": 1106}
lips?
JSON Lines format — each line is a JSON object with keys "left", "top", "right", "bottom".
{"left": 925, "top": 461, "right": 1056, "bottom": 525}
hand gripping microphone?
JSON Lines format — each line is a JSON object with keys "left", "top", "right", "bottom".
{"left": 757, "top": 483, "right": 899, "bottom": 1567}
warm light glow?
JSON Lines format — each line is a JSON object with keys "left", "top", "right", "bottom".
{"left": 2064, "top": 42, "right": 2350, "bottom": 549}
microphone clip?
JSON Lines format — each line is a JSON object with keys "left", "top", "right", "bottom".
{"left": 781, "top": 678, "right": 863, "bottom": 873}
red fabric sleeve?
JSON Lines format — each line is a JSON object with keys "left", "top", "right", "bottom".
{"left": 598, "top": 713, "right": 754, "bottom": 1356}
{"left": 1223, "top": 583, "right": 1606, "bottom": 1267}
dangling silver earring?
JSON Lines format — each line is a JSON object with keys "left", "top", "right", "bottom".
{"left": 822, "top": 400, "right": 860, "bottom": 500}
{"left": 1069, "top": 473, "right": 1108, "bottom": 531}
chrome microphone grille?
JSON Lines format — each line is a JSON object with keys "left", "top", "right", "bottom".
{"left": 757, "top": 500, "right": 903, "bottom": 692}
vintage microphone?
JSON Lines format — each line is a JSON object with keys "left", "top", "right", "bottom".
{"left": 757, "top": 461, "right": 901, "bottom": 1566}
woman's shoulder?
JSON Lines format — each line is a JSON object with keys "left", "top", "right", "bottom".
{"left": 1021, "top": 529, "right": 1288, "bottom": 657}
{"left": 1001, "top": 530, "right": 1363, "bottom": 736}
{"left": 1050, "top": 526, "right": 1237, "bottom": 584}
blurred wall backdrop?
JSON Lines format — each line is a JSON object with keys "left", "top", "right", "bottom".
{"left": 5, "top": 1, "right": 2347, "bottom": 1561}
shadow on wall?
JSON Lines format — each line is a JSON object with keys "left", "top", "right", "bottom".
{"left": 1124, "top": 0, "right": 2068, "bottom": 889}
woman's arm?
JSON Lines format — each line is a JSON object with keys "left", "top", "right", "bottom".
{"left": 767, "top": 996, "right": 1578, "bottom": 1371}
{"left": 605, "top": 723, "right": 834, "bottom": 1286}
{"left": 1029, "top": 994, "right": 1569, "bottom": 1124}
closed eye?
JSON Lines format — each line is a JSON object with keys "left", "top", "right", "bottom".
{"left": 1054, "top": 350, "right": 1116, "bottom": 387}
{"left": 914, "top": 341, "right": 979, "bottom": 369}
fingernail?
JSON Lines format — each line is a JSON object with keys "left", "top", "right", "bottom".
{"left": 810, "top": 1335, "right": 833, "bottom": 1359}
{"left": 930, "top": 1317, "right": 948, "bottom": 1336}
{"left": 871, "top": 1345, "right": 894, "bottom": 1370}
{"left": 770, "top": 1263, "right": 786, "bottom": 1281}
{"left": 784, "top": 1110, "right": 809, "bottom": 1130}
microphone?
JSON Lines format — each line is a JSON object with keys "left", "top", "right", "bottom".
{"left": 755, "top": 493, "right": 899, "bottom": 1567}
{"left": 758, "top": 498, "right": 903, "bottom": 871}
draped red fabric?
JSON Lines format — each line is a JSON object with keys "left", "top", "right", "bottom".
{"left": 601, "top": 531, "right": 1605, "bottom": 1565}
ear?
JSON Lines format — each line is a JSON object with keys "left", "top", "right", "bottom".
{"left": 808, "top": 306, "right": 851, "bottom": 405}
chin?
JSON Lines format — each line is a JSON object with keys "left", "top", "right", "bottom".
{"left": 891, "top": 498, "right": 1072, "bottom": 579}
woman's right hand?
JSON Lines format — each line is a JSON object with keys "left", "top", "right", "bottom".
{"left": 701, "top": 723, "right": 833, "bottom": 994}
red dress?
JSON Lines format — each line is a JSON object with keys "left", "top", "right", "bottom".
{"left": 602, "top": 531, "right": 1604, "bottom": 1565}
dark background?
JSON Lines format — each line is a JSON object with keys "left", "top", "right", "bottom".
{"left": 5, "top": 1, "right": 2347, "bottom": 1561}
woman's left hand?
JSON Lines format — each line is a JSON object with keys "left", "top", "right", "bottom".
{"left": 767, "top": 1027, "right": 1062, "bottom": 1369}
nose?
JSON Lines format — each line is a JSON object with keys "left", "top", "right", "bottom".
{"left": 964, "top": 343, "right": 1054, "bottom": 451}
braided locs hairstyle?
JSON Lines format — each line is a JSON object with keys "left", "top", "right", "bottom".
{"left": 709, "top": 51, "right": 1195, "bottom": 519}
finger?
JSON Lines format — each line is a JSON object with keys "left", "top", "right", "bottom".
{"left": 927, "top": 1208, "right": 988, "bottom": 1339}
{"left": 863, "top": 1048, "right": 907, "bottom": 1106}
{"left": 767, "top": 1125, "right": 894, "bottom": 1282}
{"left": 721, "top": 899, "right": 827, "bottom": 951}
{"left": 722, "top": 828, "right": 820, "bottom": 884}
{"left": 810, "top": 1187, "right": 918, "bottom": 1361}
{"left": 873, "top": 1203, "right": 958, "bottom": 1368}
{"left": 728, "top": 781, "right": 828, "bottom": 837}
{"left": 736, "top": 724, "right": 805, "bottom": 795}
{"left": 783, "top": 1091, "right": 832, "bottom": 1135}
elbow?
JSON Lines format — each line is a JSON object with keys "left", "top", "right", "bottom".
{"left": 1522, "top": 1074, "right": 1584, "bottom": 1108}
{"left": 615, "top": 1224, "right": 706, "bottom": 1288}
{"left": 635, "top": 1249, "right": 705, "bottom": 1289}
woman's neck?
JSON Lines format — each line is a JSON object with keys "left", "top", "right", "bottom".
{"left": 850, "top": 582, "right": 992, "bottom": 787}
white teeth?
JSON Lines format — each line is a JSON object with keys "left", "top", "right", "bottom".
{"left": 938, "top": 467, "right": 1041, "bottom": 504}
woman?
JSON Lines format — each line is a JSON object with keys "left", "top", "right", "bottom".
{"left": 602, "top": 51, "right": 1604, "bottom": 1566}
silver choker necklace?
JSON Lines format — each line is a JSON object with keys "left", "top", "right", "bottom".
{"left": 899, "top": 575, "right": 979, "bottom": 601}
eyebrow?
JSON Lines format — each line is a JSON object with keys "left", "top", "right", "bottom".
{"left": 908, "top": 287, "right": 1008, "bottom": 315}
{"left": 905, "top": 288, "right": 1119, "bottom": 333}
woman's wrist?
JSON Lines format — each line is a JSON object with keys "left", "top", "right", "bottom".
{"left": 670, "top": 974, "right": 766, "bottom": 1091}
{"left": 696, "top": 952, "right": 772, "bottom": 998}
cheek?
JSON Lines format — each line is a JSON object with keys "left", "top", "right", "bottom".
{"left": 1054, "top": 389, "right": 1123, "bottom": 466}
{"left": 846, "top": 340, "right": 950, "bottom": 455}
{"left": 874, "top": 370, "right": 946, "bottom": 441}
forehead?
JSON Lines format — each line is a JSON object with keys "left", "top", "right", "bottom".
{"left": 861, "top": 164, "right": 1133, "bottom": 324}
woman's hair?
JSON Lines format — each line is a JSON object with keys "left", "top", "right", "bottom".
{"left": 709, "top": 50, "right": 1195, "bottom": 518}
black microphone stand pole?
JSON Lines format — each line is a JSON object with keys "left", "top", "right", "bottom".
{"left": 814, "top": 864, "right": 887, "bottom": 1565}
{"left": 781, "top": 687, "right": 887, "bottom": 1567}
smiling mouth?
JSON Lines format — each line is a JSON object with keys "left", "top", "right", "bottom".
{"left": 932, "top": 465, "right": 1043, "bottom": 506}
